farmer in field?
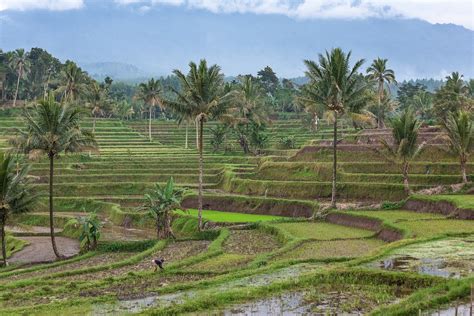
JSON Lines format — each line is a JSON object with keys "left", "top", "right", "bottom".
{"left": 152, "top": 258, "right": 165, "bottom": 271}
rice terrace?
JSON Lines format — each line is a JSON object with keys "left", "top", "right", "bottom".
{"left": 0, "top": 1, "right": 473, "bottom": 315}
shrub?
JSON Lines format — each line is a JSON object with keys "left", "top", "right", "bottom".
{"left": 277, "top": 135, "right": 297, "bottom": 149}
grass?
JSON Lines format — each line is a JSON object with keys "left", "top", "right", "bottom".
{"left": 0, "top": 235, "right": 29, "bottom": 260}
{"left": 269, "top": 222, "right": 375, "bottom": 240}
{"left": 174, "top": 209, "right": 287, "bottom": 223}
{"left": 350, "top": 210, "right": 445, "bottom": 222}
{"left": 187, "top": 253, "right": 254, "bottom": 272}
{"left": 398, "top": 219, "right": 474, "bottom": 238}
{"left": 282, "top": 239, "right": 385, "bottom": 261}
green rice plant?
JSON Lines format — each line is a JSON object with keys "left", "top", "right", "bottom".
{"left": 174, "top": 209, "right": 286, "bottom": 223}
{"left": 269, "top": 222, "right": 374, "bottom": 240}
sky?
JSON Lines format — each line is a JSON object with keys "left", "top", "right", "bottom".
{"left": 0, "top": 0, "right": 473, "bottom": 79}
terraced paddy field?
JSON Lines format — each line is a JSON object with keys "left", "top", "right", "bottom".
{"left": 1, "top": 115, "right": 473, "bottom": 315}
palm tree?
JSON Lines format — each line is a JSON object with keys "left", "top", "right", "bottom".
{"left": 86, "top": 82, "right": 110, "bottom": 133}
{"left": 8, "top": 49, "right": 31, "bottom": 107}
{"left": 380, "top": 108, "right": 424, "bottom": 194}
{"left": 303, "top": 48, "right": 367, "bottom": 208}
{"left": 143, "top": 177, "right": 184, "bottom": 239}
{"left": 166, "top": 59, "right": 229, "bottom": 230}
{"left": 224, "top": 76, "right": 269, "bottom": 154}
{"left": 366, "top": 58, "right": 396, "bottom": 128}
{"left": 442, "top": 111, "right": 473, "bottom": 183}
{"left": 136, "top": 78, "right": 164, "bottom": 142}
{"left": 0, "top": 154, "right": 36, "bottom": 266}
{"left": 56, "top": 61, "right": 87, "bottom": 103}
{"left": 10, "top": 93, "right": 95, "bottom": 258}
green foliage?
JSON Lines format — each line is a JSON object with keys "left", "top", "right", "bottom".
{"left": 143, "top": 177, "right": 185, "bottom": 239}
{"left": 209, "top": 124, "right": 228, "bottom": 153}
{"left": 97, "top": 240, "right": 156, "bottom": 252}
{"left": 276, "top": 135, "right": 297, "bottom": 149}
{"left": 10, "top": 93, "right": 96, "bottom": 157}
{"left": 0, "top": 153, "right": 37, "bottom": 265}
{"left": 78, "top": 212, "right": 102, "bottom": 251}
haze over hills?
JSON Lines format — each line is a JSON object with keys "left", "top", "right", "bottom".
{"left": 79, "top": 62, "right": 150, "bottom": 81}
{"left": 1, "top": 2, "right": 473, "bottom": 80}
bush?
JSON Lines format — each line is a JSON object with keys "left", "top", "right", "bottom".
{"left": 277, "top": 135, "right": 297, "bottom": 149}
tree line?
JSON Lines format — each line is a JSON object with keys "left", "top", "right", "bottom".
{"left": 0, "top": 48, "right": 472, "bottom": 263}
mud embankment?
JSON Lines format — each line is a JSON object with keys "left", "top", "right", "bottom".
{"left": 182, "top": 196, "right": 315, "bottom": 218}
{"left": 404, "top": 199, "right": 474, "bottom": 220}
{"left": 325, "top": 212, "right": 403, "bottom": 242}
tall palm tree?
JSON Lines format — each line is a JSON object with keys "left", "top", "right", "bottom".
{"left": 136, "top": 78, "right": 164, "bottom": 142}
{"left": 303, "top": 48, "right": 367, "bottom": 208}
{"left": 166, "top": 59, "right": 229, "bottom": 230}
{"left": 8, "top": 49, "right": 31, "bottom": 107}
{"left": 380, "top": 108, "right": 424, "bottom": 194}
{"left": 366, "top": 58, "right": 396, "bottom": 128}
{"left": 442, "top": 111, "right": 473, "bottom": 183}
{"left": 0, "top": 154, "right": 36, "bottom": 266}
{"left": 10, "top": 93, "right": 95, "bottom": 258}
{"left": 56, "top": 61, "right": 87, "bottom": 103}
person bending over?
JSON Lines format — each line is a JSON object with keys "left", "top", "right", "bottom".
{"left": 152, "top": 258, "right": 165, "bottom": 271}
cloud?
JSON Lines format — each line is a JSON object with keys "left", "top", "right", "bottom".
{"left": 114, "top": 0, "right": 474, "bottom": 30}
{"left": 0, "top": 0, "right": 84, "bottom": 11}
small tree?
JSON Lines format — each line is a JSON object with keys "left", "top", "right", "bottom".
{"left": 0, "top": 154, "right": 37, "bottom": 266}
{"left": 209, "top": 124, "right": 228, "bottom": 153}
{"left": 442, "top": 111, "right": 473, "bottom": 183}
{"left": 380, "top": 108, "right": 424, "bottom": 194}
{"left": 79, "top": 213, "right": 102, "bottom": 251}
{"left": 143, "top": 177, "right": 184, "bottom": 239}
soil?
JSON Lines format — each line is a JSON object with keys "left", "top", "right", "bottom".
{"left": 8, "top": 236, "right": 80, "bottom": 264}
{"left": 1, "top": 252, "right": 134, "bottom": 283}
{"left": 62, "top": 240, "right": 210, "bottom": 281}
{"left": 223, "top": 230, "right": 281, "bottom": 255}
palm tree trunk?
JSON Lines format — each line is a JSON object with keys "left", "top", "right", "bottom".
{"left": 195, "top": 119, "right": 199, "bottom": 150}
{"left": 198, "top": 117, "right": 204, "bottom": 231}
{"left": 13, "top": 67, "right": 21, "bottom": 108}
{"left": 92, "top": 116, "right": 96, "bottom": 133}
{"left": 185, "top": 122, "right": 189, "bottom": 149}
{"left": 331, "top": 112, "right": 338, "bottom": 208}
{"left": 148, "top": 105, "right": 153, "bottom": 142}
{"left": 49, "top": 154, "right": 61, "bottom": 258}
{"left": 377, "top": 80, "right": 384, "bottom": 129}
{"left": 1, "top": 213, "right": 7, "bottom": 266}
{"left": 403, "top": 160, "right": 411, "bottom": 195}
{"left": 156, "top": 216, "right": 161, "bottom": 239}
{"left": 461, "top": 155, "right": 468, "bottom": 183}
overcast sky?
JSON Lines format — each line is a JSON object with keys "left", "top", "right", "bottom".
{"left": 1, "top": 0, "right": 472, "bottom": 30}
{"left": 1, "top": 0, "right": 473, "bottom": 79}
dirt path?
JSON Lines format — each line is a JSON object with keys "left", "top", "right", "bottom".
{"left": 6, "top": 225, "right": 63, "bottom": 234}
{"left": 9, "top": 236, "right": 80, "bottom": 264}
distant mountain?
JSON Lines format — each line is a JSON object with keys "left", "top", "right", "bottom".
{"left": 80, "top": 62, "right": 150, "bottom": 81}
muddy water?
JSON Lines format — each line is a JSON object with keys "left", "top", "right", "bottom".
{"left": 429, "top": 302, "right": 472, "bottom": 316}
{"left": 370, "top": 236, "right": 474, "bottom": 278}
{"left": 221, "top": 292, "right": 312, "bottom": 315}
{"left": 91, "top": 263, "right": 320, "bottom": 315}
